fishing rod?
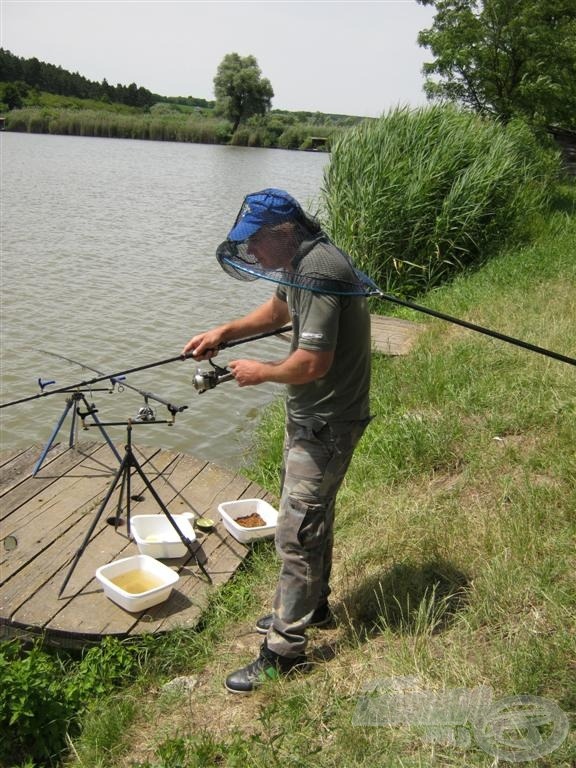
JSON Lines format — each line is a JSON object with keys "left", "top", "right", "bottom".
{"left": 217, "top": 240, "right": 576, "bottom": 369}
{"left": 0, "top": 326, "right": 293, "bottom": 410}
{"left": 375, "top": 291, "right": 576, "bottom": 368}
{"left": 37, "top": 348, "right": 187, "bottom": 414}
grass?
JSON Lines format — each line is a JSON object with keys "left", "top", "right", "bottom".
{"left": 48, "top": 184, "right": 576, "bottom": 768}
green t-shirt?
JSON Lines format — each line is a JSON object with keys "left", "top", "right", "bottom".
{"left": 275, "top": 237, "right": 371, "bottom": 427}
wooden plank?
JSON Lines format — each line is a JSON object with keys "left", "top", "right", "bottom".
{"left": 122, "top": 451, "right": 208, "bottom": 519}
{"left": 142, "top": 523, "right": 248, "bottom": 634}
{"left": 370, "top": 314, "right": 425, "bottom": 356}
{"left": 0, "top": 445, "right": 36, "bottom": 469}
{"left": 42, "top": 462, "right": 256, "bottom": 637}
{"left": 0, "top": 443, "right": 66, "bottom": 497}
{"left": 0, "top": 444, "right": 124, "bottom": 577}
{"left": 10, "top": 522, "right": 138, "bottom": 638}
{"left": 0, "top": 444, "right": 166, "bottom": 578}
{"left": 0, "top": 441, "right": 107, "bottom": 521}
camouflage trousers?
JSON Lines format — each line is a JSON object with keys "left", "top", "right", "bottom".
{"left": 266, "top": 416, "right": 369, "bottom": 658}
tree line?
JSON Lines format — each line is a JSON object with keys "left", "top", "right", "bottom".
{"left": 2, "top": 0, "right": 575, "bottom": 144}
{"left": 0, "top": 48, "right": 214, "bottom": 110}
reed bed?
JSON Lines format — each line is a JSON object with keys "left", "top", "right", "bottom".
{"left": 323, "top": 105, "right": 561, "bottom": 296}
{"left": 3, "top": 107, "right": 337, "bottom": 150}
{"left": 4, "top": 107, "right": 230, "bottom": 144}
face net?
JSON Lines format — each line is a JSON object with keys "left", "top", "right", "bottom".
{"left": 216, "top": 208, "right": 380, "bottom": 296}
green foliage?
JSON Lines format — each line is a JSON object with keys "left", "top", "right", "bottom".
{"left": 416, "top": 0, "right": 576, "bottom": 129}
{"left": 0, "top": 47, "right": 159, "bottom": 108}
{"left": 0, "top": 637, "right": 140, "bottom": 766}
{"left": 3, "top": 107, "right": 231, "bottom": 144}
{"left": 0, "top": 641, "right": 74, "bottom": 765}
{"left": 213, "top": 53, "right": 274, "bottom": 133}
{"left": 2, "top": 103, "right": 338, "bottom": 151}
{"left": 1, "top": 81, "right": 23, "bottom": 109}
{"left": 323, "top": 105, "right": 560, "bottom": 296}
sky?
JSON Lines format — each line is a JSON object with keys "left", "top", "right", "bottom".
{"left": 1, "top": 0, "right": 437, "bottom": 117}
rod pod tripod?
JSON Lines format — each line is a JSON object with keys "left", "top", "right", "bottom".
{"left": 59, "top": 420, "right": 211, "bottom": 598}
{"left": 34, "top": 389, "right": 122, "bottom": 476}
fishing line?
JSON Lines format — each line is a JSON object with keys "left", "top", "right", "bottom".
{"left": 0, "top": 326, "right": 293, "bottom": 410}
{"left": 37, "top": 349, "right": 186, "bottom": 413}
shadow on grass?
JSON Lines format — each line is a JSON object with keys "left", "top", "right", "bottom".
{"left": 339, "top": 558, "right": 470, "bottom": 640}
{"left": 550, "top": 183, "right": 576, "bottom": 215}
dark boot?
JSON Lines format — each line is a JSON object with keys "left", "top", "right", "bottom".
{"left": 225, "top": 643, "right": 308, "bottom": 694}
{"left": 255, "top": 602, "right": 333, "bottom": 634}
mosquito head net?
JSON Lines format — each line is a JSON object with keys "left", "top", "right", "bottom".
{"left": 215, "top": 188, "right": 380, "bottom": 296}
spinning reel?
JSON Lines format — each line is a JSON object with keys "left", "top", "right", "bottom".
{"left": 192, "top": 360, "right": 234, "bottom": 394}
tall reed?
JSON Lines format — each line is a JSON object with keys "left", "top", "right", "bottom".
{"left": 323, "top": 105, "right": 560, "bottom": 296}
{"left": 4, "top": 107, "right": 230, "bottom": 144}
{"left": 3, "top": 107, "right": 337, "bottom": 151}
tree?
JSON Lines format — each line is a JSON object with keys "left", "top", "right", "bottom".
{"left": 213, "top": 53, "right": 274, "bottom": 133}
{"left": 2, "top": 83, "right": 23, "bottom": 110}
{"left": 416, "top": 0, "right": 576, "bottom": 128}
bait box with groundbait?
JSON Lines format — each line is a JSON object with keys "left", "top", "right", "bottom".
{"left": 218, "top": 498, "right": 278, "bottom": 543}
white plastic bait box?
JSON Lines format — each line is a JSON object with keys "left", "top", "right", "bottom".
{"left": 95, "top": 554, "right": 179, "bottom": 612}
{"left": 218, "top": 499, "right": 278, "bottom": 543}
{"left": 130, "top": 513, "right": 196, "bottom": 559}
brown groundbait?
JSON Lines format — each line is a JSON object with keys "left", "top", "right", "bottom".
{"left": 236, "top": 513, "right": 266, "bottom": 528}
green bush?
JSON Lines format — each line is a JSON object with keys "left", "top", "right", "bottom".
{"left": 0, "top": 637, "right": 139, "bottom": 766}
{"left": 323, "top": 105, "right": 561, "bottom": 296}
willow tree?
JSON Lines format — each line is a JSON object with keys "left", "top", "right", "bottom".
{"left": 416, "top": 0, "right": 576, "bottom": 128}
{"left": 213, "top": 53, "right": 274, "bottom": 133}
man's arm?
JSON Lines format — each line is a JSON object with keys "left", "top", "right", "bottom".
{"left": 181, "top": 295, "right": 290, "bottom": 360}
{"left": 229, "top": 348, "right": 334, "bottom": 387}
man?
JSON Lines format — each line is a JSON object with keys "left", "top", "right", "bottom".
{"left": 182, "top": 188, "right": 371, "bottom": 693}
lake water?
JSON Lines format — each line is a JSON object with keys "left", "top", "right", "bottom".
{"left": 0, "top": 132, "right": 328, "bottom": 467}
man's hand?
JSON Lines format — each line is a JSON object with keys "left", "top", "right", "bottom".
{"left": 181, "top": 329, "right": 225, "bottom": 361}
{"left": 228, "top": 348, "right": 334, "bottom": 387}
{"left": 228, "top": 359, "right": 266, "bottom": 387}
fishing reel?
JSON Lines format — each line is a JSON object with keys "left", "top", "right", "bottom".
{"left": 192, "top": 361, "right": 234, "bottom": 394}
{"left": 133, "top": 404, "right": 156, "bottom": 422}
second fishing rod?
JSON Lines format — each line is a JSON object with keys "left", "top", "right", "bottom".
{"left": 0, "top": 326, "right": 293, "bottom": 410}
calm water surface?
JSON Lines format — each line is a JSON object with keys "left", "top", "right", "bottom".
{"left": 0, "top": 132, "right": 328, "bottom": 467}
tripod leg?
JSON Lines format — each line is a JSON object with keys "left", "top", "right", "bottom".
{"left": 80, "top": 394, "right": 122, "bottom": 463}
{"left": 68, "top": 398, "right": 78, "bottom": 448}
{"left": 33, "top": 398, "right": 74, "bottom": 476}
{"left": 58, "top": 450, "right": 130, "bottom": 597}
{"left": 127, "top": 452, "right": 212, "bottom": 583}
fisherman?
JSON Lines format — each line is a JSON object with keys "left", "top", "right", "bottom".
{"left": 181, "top": 188, "right": 371, "bottom": 693}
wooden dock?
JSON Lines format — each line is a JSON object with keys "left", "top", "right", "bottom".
{"left": 0, "top": 441, "right": 274, "bottom": 648}
{"left": 370, "top": 314, "right": 424, "bottom": 356}
{"left": 280, "top": 315, "right": 425, "bottom": 356}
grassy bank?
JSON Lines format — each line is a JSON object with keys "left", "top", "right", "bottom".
{"left": 46, "top": 185, "right": 575, "bottom": 768}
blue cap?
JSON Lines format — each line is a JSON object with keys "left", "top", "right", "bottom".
{"left": 227, "top": 188, "right": 303, "bottom": 242}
